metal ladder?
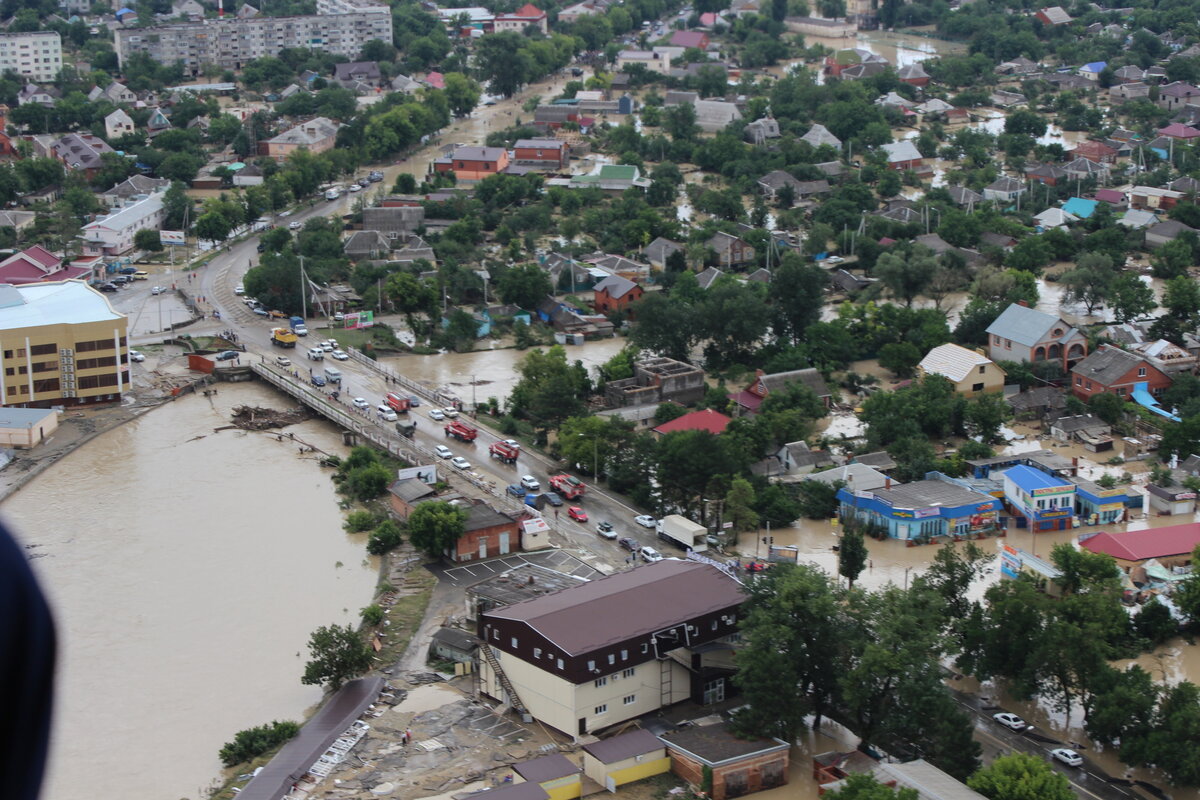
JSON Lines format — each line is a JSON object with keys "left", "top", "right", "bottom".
{"left": 481, "top": 643, "right": 530, "bottom": 719}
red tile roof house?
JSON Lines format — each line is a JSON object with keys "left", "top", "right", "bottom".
{"left": 592, "top": 274, "right": 644, "bottom": 316}
{"left": 1070, "top": 344, "right": 1171, "bottom": 402}
{"left": 1157, "top": 81, "right": 1200, "bottom": 111}
{"left": 1071, "top": 140, "right": 1118, "bottom": 164}
{"left": 652, "top": 408, "right": 732, "bottom": 437}
{"left": 0, "top": 246, "right": 89, "bottom": 284}
{"left": 433, "top": 145, "right": 510, "bottom": 182}
{"left": 1079, "top": 523, "right": 1200, "bottom": 570}
{"left": 1157, "top": 122, "right": 1200, "bottom": 141}
{"left": 729, "top": 368, "right": 833, "bottom": 414}
{"left": 670, "top": 30, "right": 710, "bottom": 49}
{"left": 494, "top": 3, "right": 548, "bottom": 33}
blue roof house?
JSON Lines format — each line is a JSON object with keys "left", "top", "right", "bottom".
{"left": 1080, "top": 61, "right": 1107, "bottom": 80}
{"left": 1001, "top": 465, "right": 1076, "bottom": 532}
{"left": 1062, "top": 197, "right": 1098, "bottom": 218}
{"left": 1073, "top": 477, "right": 1138, "bottom": 525}
{"left": 837, "top": 477, "right": 1001, "bottom": 542}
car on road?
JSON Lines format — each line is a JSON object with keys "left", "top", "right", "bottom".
{"left": 129, "top": 350, "right": 145, "bottom": 362}
{"left": 307, "top": 347, "right": 324, "bottom": 360}
{"left": 596, "top": 521, "right": 617, "bottom": 539}
{"left": 252, "top": 307, "right": 269, "bottom": 316}
{"left": 97, "top": 283, "right": 118, "bottom": 292}
{"left": 507, "top": 484, "right": 527, "bottom": 497}
{"left": 520, "top": 475, "right": 541, "bottom": 491}
{"left": 450, "top": 456, "right": 471, "bottom": 470}
{"left": 435, "top": 445, "right": 453, "bottom": 459}
{"left": 634, "top": 514, "right": 657, "bottom": 529}
{"left": 311, "top": 375, "right": 327, "bottom": 387}
{"left": 618, "top": 536, "right": 638, "bottom": 552}
{"left": 1050, "top": 749, "right": 1083, "bottom": 767}
{"left": 331, "top": 350, "right": 349, "bottom": 360}
{"left": 269, "top": 310, "right": 287, "bottom": 319}
{"left": 118, "top": 266, "right": 137, "bottom": 274}
{"left": 358, "top": 177, "right": 371, "bottom": 187}
{"left": 992, "top": 713, "right": 1027, "bottom": 732}
{"left": 278, "top": 209, "right": 292, "bottom": 217}
{"left": 215, "top": 350, "right": 238, "bottom": 361}
{"left": 542, "top": 491, "right": 563, "bottom": 507}
{"left": 234, "top": 284, "right": 244, "bottom": 295}
{"left": 377, "top": 405, "right": 398, "bottom": 421}
{"left": 321, "top": 341, "right": 335, "bottom": 351}
{"left": 151, "top": 286, "right": 163, "bottom": 295}
{"left": 442, "top": 406, "right": 459, "bottom": 418}
{"left": 352, "top": 397, "right": 369, "bottom": 409}
{"left": 275, "top": 356, "right": 291, "bottom": 367}
{"left": 368, "top": 171, "right": 384, "bottom": 182}
{"left": 288, "top": 220, "right": 303, "bottom": 230}
{"left": 823, "top": 255, "right": 845, "bottom": 264}
{"left": 429, "top": 408, "right": 445, "bottom": 421}
{"left": 640, "top": 546, "right": 664, "bottom": 562}
{"left": 348, "top": 183, "right": 362, "bottom": 192}
{"left": 334, "top": 312, "right": 345, "bottom": 322}
{"left": 567, "top": 506, "right": 588, "bottom": 522}
{"left": 132, "top": 271, "right": 149, "bottom": 280}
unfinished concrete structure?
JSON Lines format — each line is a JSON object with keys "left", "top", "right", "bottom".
{"left": 604, "top": 356, "right": 705, "bottom": 408}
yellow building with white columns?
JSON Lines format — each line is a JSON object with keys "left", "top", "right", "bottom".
{"left": 0, "top": 280, "right": 129, "bottom": 407}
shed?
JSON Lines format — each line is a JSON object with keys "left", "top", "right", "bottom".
{"left": 512, "top": 754, "right": 583, "bottom": 800}
{"left": 0, "top": 407, "right": 57, "bottom": 448}
{"left": 660, "top": 721, "right": 789, "bottom": 800}
{"left": 582, "top": 729, "right": 670, "bottom": 790}
{"left": 429, "top": 627, "right": 478, "bottom": 663}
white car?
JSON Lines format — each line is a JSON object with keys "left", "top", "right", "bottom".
{"left": 275, "top": 356, "right": 291, "bottom": 367}
{"left": 435, "top": 445, "right": 453, "bottom": 458}
{"left": 450, "top": 456, "right": 471, "bottom": 470}
{"left": 992, "top": 713, "right": 1027, "bottom": 732}
{"left": 234, "top": 284, "right": 244, "bottom": 295}
{"left": 321, "top": 342, "right": 335, "bottom": 352}
{"left": 129, "top": 350, "right": 145, "bottom": 362}
{"left": 151, "top": 286, "right": 163, "bottom": 295}
{"left": 639, "top": 546, "right": 664, "bottom": 562}
{"left": 377, "top": 405, "right": 398, "bottom": 421}
{"left": 429, "top": 409, "right": 445, "bottom": 421}
{"left": 634, "top": 514, "right": 657, "bottom": 529}
{"left": 823, "top": 255, "right": 845, "bottom": 264}
{"left": 443, "top": 406, "right": 459, "bottom": 418}
{"left": 348, "top": 183, "right": 362, "bottom": 192}
{"left": 331, "top": 350, "right": 349, "bottom": 360}
{"left": 520, "top": 475, "right": 540, "bottom": 491}
{"left": 1050, "top": 749, "right": 1083, "bottom": 767}
{"left": 352, "top": 397, "right": 369, "bottom": 410}
{"left": 288, "top": 220, "right": 303, "bottom": 230}
{"left": 278, "top": 209, "right": 292, "bottom": 217}
{"left": 596, "top": 521, "right": 617, "bottom": 539}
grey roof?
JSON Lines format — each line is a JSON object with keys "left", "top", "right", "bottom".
{"left": 468, "top": 563, "right": 591, "bottom": 608}
{"left": 1051, "top": 413, "right": 1109, "bottom": 433}
{"left": 1007, "top": 386, "right": 1066, "bottom": 412}
{"left": 985, "top": 176, "right": 1025, "bottom": 193}
{"left": 1025, "top": 162, "right": 1068, "bottom": 180}
{"left": 696, "top": 266, "right": 724, "bottom": 289}
{"left": 643, "top": 237, "right": 681, "bottom": 263}
{"left": 986, "top": 304, "right": 1073, "bottom": 348}
{"left": 873, "top": 759, "right": 987, "bottom": 800}
{"left": 805, "top": 463, "right": 890, "bottom": 492}
{"left": 758, "top": 169, "right": 803, "bottom": 191}
{"left": 334, "top": 61, "right": 381, "bottom": 82}
{"left": 870, "top": 478, "right": 995, "bottom": 509}
{"left": 582, "top": 729, "right": 664, "bottom": 764}
{"left": 430, "top": 627, "right": 478, "bottom": 651}
{"left": 513, "top": 754, "right": 581, "bottom": 783}
{"left": 800, "top": 123, "right": 842, "bottom": 149}
{"left": 660, "top": 721, "right": 788, "bottom": 767}
{"left": 761, "top": 367, "right": 831, "bottom": 399}
{"left": 344, "top": 230, "right": 390, "bottom": 257}
{"left": 693, "top": 99, "right": 742, "bottom": 132}
{"left": 451, "top": 145, "right": 507, "bottom": 161}
{"left": 1064, "top": 157, "right": 1108, "bottom": 175}
{"left": 881, "top": 140, "right": 922, "bottom": 164}
{"left": 463, "top": 503, "right": 516, "bottom": 532}
{"left": 483, "top": 560, "right": 744, "bottom": 656}
{"left": 1071, "top": 345, "right": 1146, "bottom": 384}
{"left": 389, "top": 477, "right": 436, "bottom": 503}
{"left": 853, "top": 451, "right": 898, "bottom": 470}
{"left": 1147, "top": 219, "right": 1196, "bottom": 240}
{"left": 947, "top": 185, "right": 983, "bottom": 205}
{"left": 0, "top": 407, "right": 55, "bottom": 428}
{"left": 594, "top": 274, "right": 638, "bottom": 299}
{"left": 980, "top": 231, "right": 1017, "bottom": 248}
{"left": 897, "top": 63, "right": 929, "bottom": 79}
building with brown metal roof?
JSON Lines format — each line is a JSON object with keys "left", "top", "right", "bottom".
{"left": 477, "top": 560, "right": 744, "bottom": 738}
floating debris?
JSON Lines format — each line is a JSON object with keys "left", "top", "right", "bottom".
{"left": 229, "top": 405, "right": 309, "bottom": 431}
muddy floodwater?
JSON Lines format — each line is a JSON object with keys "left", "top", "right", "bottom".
{"left": 7, "top": 383, "right": 376, "bottom": 800}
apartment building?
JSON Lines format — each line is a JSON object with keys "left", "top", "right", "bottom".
{"left": 80, "top": 193, "right": 165, "bottom": 257}
{"left": 0, "top": 281, "right": 129, "bottom": 408}
{"left": 0, "top": 32, "right": 63, "bottom": 83}
{"left": 114, "top": 11, "right": 392, "bottom": 70}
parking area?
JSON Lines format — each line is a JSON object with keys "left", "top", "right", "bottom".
{"left": 433, "top": 550, "right": 603, "bottom": 586}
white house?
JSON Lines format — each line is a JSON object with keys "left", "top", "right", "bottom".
{"left": 80, "top": 193, "right": 165, "bottom": 256}
{"left": 104, "top": 108, "right": 135, "bottom": 140}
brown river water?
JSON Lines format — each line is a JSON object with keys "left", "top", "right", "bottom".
{"left": 6, "top": 383, "right": 377, "bottom": 800}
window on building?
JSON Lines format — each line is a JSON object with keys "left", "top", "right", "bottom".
{"left": 1075, "top": 376, "right": 1082, "bottom": 386}
{"left": 1086, "top": 381, "right": 1092, "bottom": 390}
{"left": 623, "top": 667, "right": 635, "bottom": 678}
{"left": 1005, "top": 339, "right": 1012, "bottom": 348}
{"left": 620, "top": 649, "right": 628, "bottom": 660}
{"left": 972, "top": 383, "right": 984, "bottom": 392}
{"left": 557, "top": 658, "right": 564, "bottom": 670}
{"left": 511, "top": 637, "right": 518, "bottom": 648}
{"left": 3, "top": 348, "right": 25, "bottom": 358}
{"left": 594, "top": 676, "right": 607, "bottom": 687}
{"left": 623, "top": 695, "right": 636, "bottom": 705}
{"left": 978, "top": 365, "right": 986, "bottom": 374}
{"left": 587, "top": 659, "right": 595, "bottom": 671}
{"left": 29, "top": 343, "right": 56, "bottom": 356}
{"left": 533, "top": 647, "right": 541, "bottom": 659}
{"left": 607, "top": 654, "right": 615, "bottom": 665}
{"left": 1138, "top": 367, "right": 1147, "bottom": 377}
{"left": 594, "top": 704, "right": 607, "bottom": 715}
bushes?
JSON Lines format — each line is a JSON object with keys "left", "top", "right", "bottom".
{"left": 367, "top": 519, "right": 404, "bottom": 555}
{"left": 361, "top": 604, "right": 385, "bottom": 626}
{"left": 219, "top": 720, "right": 300, "bottom": 767}
{"left": 344, "top": 510, "right": 378, "bottom": 532}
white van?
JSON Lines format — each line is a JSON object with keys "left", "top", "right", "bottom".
{"left": 324, "top": 187, "right": 341, "bottom": 201}
{"left": 324, "top": 366, "right": 342, "bottom": 383}
{"left": 306, "top": 347, "right": 324, "bottom": 361}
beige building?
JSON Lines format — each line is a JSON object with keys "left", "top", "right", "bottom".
{"left": 0, "top": 281, "right": 130, "bottom": 407}
{"left": 477, "top": 560, "right": 743, "bottom": 738}
{"left": 917, "top": 343, "right": 1005, "bottom": 396}
{"left": 0, "top": 31, "right": 63, "bottom": 83}
{"left": 0, "top": 406, "right": 57, "bottom": 448}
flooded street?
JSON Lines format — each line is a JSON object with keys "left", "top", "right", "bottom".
{"left": 382, "top": 337, "right": 630, "bottom": 404}
{"left": 7, "top": 383, "right": 376, "bottom": 800}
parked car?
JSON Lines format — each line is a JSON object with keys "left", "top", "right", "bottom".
{"left": 352, "top": 397, "right": 369, "bottom": 409}
{"left": 450, "top": 456, "right": 471, "bottom": 470}
{"left": 567, "top": 506, "right": 588, "bottom": 522}
{"left": 992, "top": 713, "right": 1027, "bottom": 732}
{"left": 520, "top": 475, "right": 540, "bottom": 491}
{"left": 429, "top": 409, "right": 445, "bottom": 421}
{"left": 634, "top": 514, "right": 657, "bottom": 529}
{"left": 334, "top": 312, "right": 345, "bottom": 322}
{"left": 377, "top": 405, "right": 398, "bottom": 422}
{"left": 131, "top": 271, "right": 149, "bottom": 280}
{"left": 1050, "top": 749, "right": 1083, "bottom": 767}
{"left": 129, "top": 350, "right": 145, "bottom": 362}
{"left": 348, "top": 183, "right": 362, "bottom": 192}
{"left": 331, "top": 350, "right": 349, "bottom": 360}
{"left": 639, "top": 546, "right": 664, "bottom": 562}
{"left": 618, "top": 536, "right": 638, "bottom": 552}
{"left": 234, "top": 284, "right": 244, "bottom": 295}
{"left": 435, "top": 445, "right": 453, "bottom": 458}
{"left": 596, "top": 521, "right": 617, "bottom": 539}
{"left": 151, "top": 286, "right": 163, "bottom": 295}
{"left": 275, "top": 356, "right": 291, "bottom": 367}
{"left": 288, "top": 220, "right": 303, "bottom": 230}
{"left": 311, "top": 375, "right": 327, "bottom": 387}
{"left": 215, "top": 350, "right": 238, "bottom": 361}
{"left": 507, "top": 484, "right": 527, "bottom": 497}
{"left": 252, "top": 307, "right": 269, "bottom": 316}
{"left": 112, "top": 275, "right": 130, "bottom": 285}
{"left": 97, "top": 283, "right": 118, "bottom": 293}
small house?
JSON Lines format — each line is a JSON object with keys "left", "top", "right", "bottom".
{"left": 582, "top": 729, "right": 670, "bottom": 790}
{"left": 429, "top": 627, "right": 478, "bottom": 664}
{"left": 880, "top": 140, "right": 924, "bottom": 171}
{"left": 592, "top": 274, "right": 643, "bottom": 316}
{"left": 660, "top": 721, "right": 789, "bottom": 800}
{"left": 917, "top": 344, "right": 1005, "bottom": 396}
{"left": 983, "top": 176, "right": 1026, "bottom": 203}
{"left": 511, "top": 754, "right": 583, "bottom": 800}
{"left": 1070, "top": 344, "right": 1171, "bottom": 402}
{"left": 0, "top": 407, "right": 58, "bottom": 448}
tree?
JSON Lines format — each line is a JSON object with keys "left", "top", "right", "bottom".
{"left": 301, "top": 624, "right": 373, "bottom": 690}
{"left": 406, "top": 501, "right": 469, "bottom": 558}
{"left": 383, "top": 271, "right": 437, "bottom": 333}
{"left": 219, "top": 721, "right": 300, "bottom": 767}
{"left": 796, "top": 479, "right": 843, "bottom": 519}
{"left": 629, "top": 290, "right": 702, "bottom": 362}
{"left": 1084, "top": 665, "right": 1159, "bottom": 747}
{"left": 497, "top": 263, "right": 553, "bottom": 310}
{"left": 877, "top": 342, "right": 922, "bottom": 378}
{"left": 1059, "top": 253, "right": 1116, "bottom": 315}
{"left": 1150, "top": 238, "right": 1193, "bottom": 279}
{"left": 964, "top": 392, "right": 1012, "bottom": 444}
{"left": 194, "top": 210, "right": 232, "bottom": 243}
{"left": 1122, "top": 681, "right": 1200, "bottom": 786}
{"left": 824, "top": 774, "right": 918, "bottom": 800}
{"left": 875, "top": 250, "right": 935, "bottom": 307}
{"left": 475, "top": 32, "right": 533, "bottom": 97}
{"left": 772, "top": 254, "right": 827, "bottom": 344}
{"left": 1108, "top": 272, "right": 1156, "bottom": 323}
{"left": 133, "top": 228, "right": 163, "bottom": 252}
{"left": 838, "top": 527, "right": 868, "bottom": 589}
{"left": 509, "top": 346, "right": 590, "bottom": 438}
{"left": 444, "top": 72, "right": 482, "bottom": 117}
{"left": 1088, "top": 392, "right": 1127, "bottom": 426}
{"left": 725, "top": 478, "right": 759, "bottom": 537}
{"left": 967, "top": 753, "right": 1073, "bottom": 800}
{"left": 664, "top": 102, "right": 699, "bottom": 141}
{"left": 366, "top": 520, "right": 404, "bottom": 556}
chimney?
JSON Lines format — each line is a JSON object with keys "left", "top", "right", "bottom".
{"left": 885, "top": 477, "right": 892, "bottom": 490}
{"left": 527, "top": 575, "right": 535, "bottom": 585}
{"left": 1017, "top": 300, "right": 1029, "bottom": 307}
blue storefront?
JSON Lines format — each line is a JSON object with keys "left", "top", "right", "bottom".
{"left": 837, "top": 478, "right": 1000, "bottom": 541}
{"left": 1074, "top": 478, "right": 1138, "bottom": 525}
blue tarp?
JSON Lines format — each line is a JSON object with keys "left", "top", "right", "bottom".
{"left": 1132, "top": 381, "right": 1181, "bottom": 423}
{"left": 1063, "top": 197, "right": 1098, "bottom": 218}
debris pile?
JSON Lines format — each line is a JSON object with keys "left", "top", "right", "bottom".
{"left": 229, "top": 405, "right": 309, "bottom": 430}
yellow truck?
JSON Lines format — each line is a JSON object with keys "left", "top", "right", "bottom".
{"left": 270, "top": 327, "right": 298, "bottom": 348}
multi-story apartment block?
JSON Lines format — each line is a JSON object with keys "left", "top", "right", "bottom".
{"left": 114, "top": 11, "right": 392, "bottom": 71}
{"left": 80, "top": 193, "right": 165, "bottom": 257}
{"left": 0, "top": 32, "right": 63, "bottom": 83}
{"left": 0, "top": 281, "right": 129, "bottom": 407}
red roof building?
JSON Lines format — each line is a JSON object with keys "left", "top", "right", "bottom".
{"left": 0, "top": 246, "right": 90, "bottom": 285}
{"left": 670, "top": 30, "right": 710, "bottom": 49}
{"left": 494, "top": 3, "right": 548, "bottom": 33}
{"left": 1071, "top": 140, "right": 1118, "bottom": 164}
{"left": 652, "top": 408, "right": 732, "bottom": 436}
{"left": 1158, "top": 122, "right": 1200, "bottom": 140}
{"left": 1079, "top": 523, "right": 1200, "bottom": 568}
{"left": 1094, "top": 188, "right": 1125, "bottom": 205}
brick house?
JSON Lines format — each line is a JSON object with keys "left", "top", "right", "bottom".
{"left": 494, "top": 3, "right": 548, "bottom": 34}
{"left": 512, "top": 138, "right": 568, "bottom": 169}
{"left": 729, "top": 368, "right": 833, "bottom": 414}
{"left": 661, "top": 722, "right": 789, "bottom": 800}
{"left": 1071, "top": 140, "right": 1118, "bottom": 164}
{"left": 592, "top": 274, "right": 643, "bottom": 316}
{"left": 707, "top": 231, "right": 755, "bottom": 267}
{"left": 387, "top": 477, "right": 438, "bottom": 518}
{"left": 1070, "top": 345, "right": 1171, "bottom": 402}
{"left": 452, "top": 503, "right": 521, "bottom": 562}
{"left": 880, "top": 140, "right": 923, "bottom": 171}
{"left": 1157, "top": 81, "right": 1200, "bottom": 111}
{"left": 433, "top": 145, "right": 510, "bottom": 181}
{"left": 986, "top": 303, "right": 1088, "bottom": 370}
{"left": 669, "top": 30, "right": 709, "bottom": 49}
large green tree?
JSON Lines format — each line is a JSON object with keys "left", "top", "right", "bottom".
{"left": 406, "top": 501, "right": 469, "bottom": 558}
{"left": 301, "top": 624, "right": 373, "bottom": 690}
{"left": 967, "top": 753, "right": 1073, "bottom": 800}
{"left": 508, "top": 346, "right": 590, "bottom": 439}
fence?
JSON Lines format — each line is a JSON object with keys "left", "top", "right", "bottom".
{"left": 346, "top": 347, "right": 437, "bottom": 404}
